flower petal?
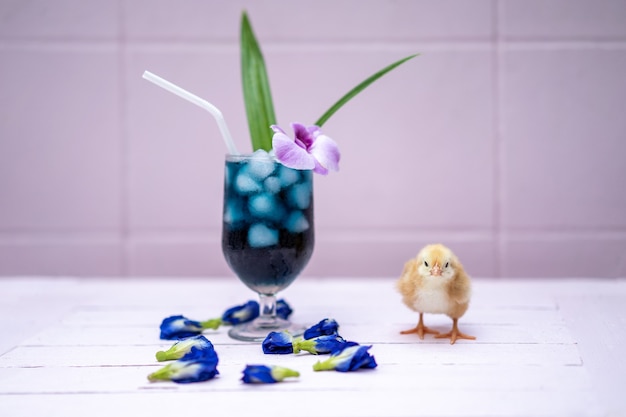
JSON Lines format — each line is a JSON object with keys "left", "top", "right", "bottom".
{"left": 148, "top": 355, "right": 219, "bottom": 383}
{"left": 292, "top": 122, "right": 314, "bottom": 148}
{"left": 221, "top": 300, "right": 260, "bottom": 325}
{"left": 312, "top": 345, "right": 377, "bottom": 372}
{"left": 303, "top": 318, "right": 340, "bottom": 340}
{"left": 262, "top": 331, "right": 295, "bottom": 354}
{"left": 276, "top": 299, "right": 293, "bottom": 320}
{"left": 155, "top": 335, "right": 216, "bottom": 362}
{"left": 273, "top": 132, "right": 315, "bottom": 170}
{"left": 241, "top": 365, "right": 299, "bottom": 384}
{"left": 293, "top": 334, "right": 356, "bottom": 355}
{"left": 241, "top": 365, "right": 276, "bottom": 383}
{"left": 309, "top": 134, "right": 340, "bottom": 172}
{"left": 313, "top": 160, "right": 329, "bottom": 175}
{"left": 270, "top": 124, "right": 286, "bottom": 134}
{"left": 307, "top": 125, "right": 321, "bottom": 137}
{"left": 159, "top": 315, "right": 204, "bottom": 340}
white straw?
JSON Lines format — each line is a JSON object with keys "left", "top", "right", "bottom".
{"left": 142, "top": 70, "right": 239, "bottom": 155}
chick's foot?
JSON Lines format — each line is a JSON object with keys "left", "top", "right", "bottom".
{"left": 400, "top": 313, "right": 439, "bottom": 339}
{"left": 435, "top": 318, "right": 475, "bottom": 345}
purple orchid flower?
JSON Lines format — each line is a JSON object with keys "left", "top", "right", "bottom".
{"left": 271, "top": 123, "right": 340, "bottom": 175}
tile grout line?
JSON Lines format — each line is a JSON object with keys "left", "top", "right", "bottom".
{"left": 2, "top": 227, "right": 626, "bottom": 242}
{"left": 3, "top": 38, "right": 626, "bottom": 48}
{"left": 118, "top": 0, "right": 130, "bottom": 277}
{"left": 492, "top": 0, "right": 503, "bottom": 278}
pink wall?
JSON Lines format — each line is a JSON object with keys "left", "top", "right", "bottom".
{"left": 1, "top": 0, "right": 625, "bottom": 278}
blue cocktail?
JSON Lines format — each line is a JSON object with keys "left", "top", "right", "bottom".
{"left": 222, "top": 152, "right": 314, "bottom": 341}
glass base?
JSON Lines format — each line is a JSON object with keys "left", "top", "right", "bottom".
{"left": 228, "top": 317, "right": 306, "bottom": 342}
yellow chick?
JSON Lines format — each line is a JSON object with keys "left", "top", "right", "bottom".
{"left": 396, "top": 243, "right": 475, "bottom": 345}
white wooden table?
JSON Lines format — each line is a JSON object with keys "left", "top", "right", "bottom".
{"left": 1, "top": 277, "right": 624, "bottom": 417}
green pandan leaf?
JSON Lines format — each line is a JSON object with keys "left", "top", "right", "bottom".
{"left": 314, "top": 54, "right": 419, "bottom": 127}
{"left": 240, "top": 11, "right": 276, "bottom": 152}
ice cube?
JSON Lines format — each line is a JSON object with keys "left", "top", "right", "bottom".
{"left": 248, "top": 223, "right": 279, "bottom": 248}
{"left": 278, "top": 165, "right": 300, "bottom": 188}
{"left": 249, "top": 193, "right": 274, "bottom": 217}
{"left": 247, "top": 151, "right": 276, "bottom": 180}
{"left": 249, "top": 193, "right": 285, "bottom": 221}
{"left": 287, "top": 182, "right": 312, "bottom": 210}
{"left": 234, "top": 172, "right": 262, "bottom": 194}
{"left": 264, "top": 176, "right": 281, "bottom": 194}
{"left": 252, "top": 149, "right": 270, "bottom": 158}
{"left": 224, "top": 165, "right": 232, "bottom": 187}
{"left": 285, "top": 211, "right": 310, "bottom": 233}
{"left": 224, "top": 198, "right": 246, "bottom": 226}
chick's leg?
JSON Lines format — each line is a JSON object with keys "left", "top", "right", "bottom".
{"left": 435, "top": 318, "right": 476, "bottom": 345}
{"left": 400, "top": 313, "right": 439, "bottom": 339}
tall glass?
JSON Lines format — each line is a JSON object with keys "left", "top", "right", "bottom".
{"left": 221, "top": 153, "right": 314, "bottom": 341}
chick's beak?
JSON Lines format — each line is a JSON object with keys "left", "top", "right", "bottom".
{"left": 430, "top": 265, "right": 442, "bottom": 276}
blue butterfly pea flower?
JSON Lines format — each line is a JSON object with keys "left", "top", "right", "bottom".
{"left": 159, "top": 300, "right": 291, "bottom": 340}
{"left": 303, "top": 318, "right": 339, "bottom": 339}
{"left": 159, "top": 315, "right": 220, "bottom": 340}
{"left": 262, "top": 331, "right": 294, "bottom": 354}
{"left": 293, "top": 334, "right": 358, "bottom": 355}
{"left": 241, "top": 365, "right": 299, "bottom": 384}
{"left": 155, "top": 335, "right": 216, "bottom": 362}
{"left": 276, "top": 299, "right": 293, "bottom": 320}
{"left": 148, "top": 353, "right": 219, "bottom": 383}
{"left": 313, "top": 345, "right": 377, "bottom": 372}
{"left": 222, "top": 300, "right": 260, "bottom": 325}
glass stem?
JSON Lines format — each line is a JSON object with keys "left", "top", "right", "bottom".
{"left": 256, "top": 294, "right": 278, "bottom": 327}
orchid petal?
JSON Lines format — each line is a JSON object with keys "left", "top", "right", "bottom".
{"left": 292, "top": 122, "right": 314, "bottom": 148}
{"left": 291, "top": 122, "right": 307, "bottom": 136}
{"left": 307, "top": 125, "right": 321, "bottom": 137}
{"left": 309, "top": 134, "right": 340, "bottom": 172}
{"left": 313, "top": 161, "right": 329, "bottom": 175}
{"left": 272, "top": 132, "right": 316, "bottom": 170}
{"left": 270, "top": 124, "right": 286, "bottom": 134}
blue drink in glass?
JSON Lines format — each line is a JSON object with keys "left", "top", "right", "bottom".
{"left": 221, "top": 153, "right": 314, "bottom": 340}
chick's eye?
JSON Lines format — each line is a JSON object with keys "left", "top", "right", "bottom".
{"left": 445, "top": 262, "right": 449, "bottom": 268}
{"left": 424, "top": 261, "right": 429, "bottom": 267}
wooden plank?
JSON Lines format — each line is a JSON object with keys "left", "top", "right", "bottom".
{"left": 0, "top": 389, "right": 604, "bottom": 417}
{"left": 42, "top": 278, "right": 568, "bottom": 311}
{"left": 0, "top": 359, "right": 592, "bottom": 395}
{"left": 0, "top": 279, "right": 81, "bottom": 356}
{"left": 18, "top": 319, "right": 575, "bottom": 346}
{"left": 0, "top": 277, "right": 622, "bottom": 417}
{"left": 0, "top": 363, "right": 594, "bottom": 394}
{"left": 558, "top": 294, "right": 626, "bottom": 413}
{"left": 57, "top": 300, "right": 566, "bottom": 327}
{"left": 0, "top": 342, "right": 582, "bottom": 368}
